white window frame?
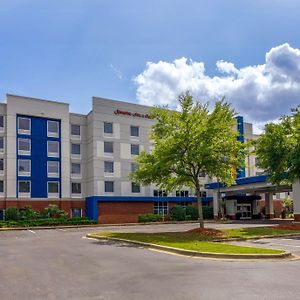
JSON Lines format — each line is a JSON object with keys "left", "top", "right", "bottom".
{"left": 71, "top": 163, "right": 81, "bottom": 178}
{"left": 47, "top": 141, "right": 60, "bottom": 158}
{"left": 104, "top": 141, "right": 114, "bottom": 155}
{"left": 71, "top": 182, "right": 82, "bottom": 197}
{"left": 131, "top": 144, "right": 139, "bottom": 156}
{"left": 71, "top": 208, "right": 82, "bottom": 218}
{"left": 104, "top": 181, "right": 114, "bottom": 193}
{"left": 154, "top": 201, "right": 168, "bottom": 215}
{"left": 71, "top": 124, "right": 81, "bottom": 140}
{"left": 104, "top": 122, "right": 113, "bottom": 135}
{"left": 130, "top": 125, "right": 140, "bottom": 138}
{"left": 71, "top": 143, "right": 81, "bottom": 159}
{"left": 47, "top": 161, "right": 59, "bottom": 178}
{"left": 18, "top": 180, "right": 31, "bottom": 198}
{"left": 18, "top": 117, "right": 31, "bottom": 135}
{"left": 0, "top": 180, "right": 4, "bottom": 194}
{"left": 47, "top": 120, "right": 59, "bottom": 138}
{"left": 0, "top": 158, "right": 4, "bottom": 175}
{"left": 131, "top": 182, "right": 140, "bottom": 193}
{"left": 18, "top": 159, "right": 31, "bottom": 176}
{"left": 47, "top": 181, "right": 60, "bottom": 198}
{"left": 0, "top": 115, "right": 4, "bottom": 132}
{"left": 104, "top": 161, "right": 114, "bottom": 174}
{"left": 18, "top": 138, "right": 31, "bottom": 155}
{"left": 0, "top": 137, "right": 4, "bottom": 154}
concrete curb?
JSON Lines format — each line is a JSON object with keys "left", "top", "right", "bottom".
{"left": 87, "top": 234, "right": 292, "bottom": 260}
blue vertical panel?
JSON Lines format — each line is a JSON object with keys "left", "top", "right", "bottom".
{"left": 17, "top": 115, "right": 61, "bottom": 198}
{"left": 236, "top": 115, "right": 246, "bottom": 178}
{"left": 30, "top": 117, "right": 47, "bottom": 197}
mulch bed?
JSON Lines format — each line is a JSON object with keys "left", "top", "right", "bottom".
{"left": 187, "top": 228, "right": 225, "bottom": 237}
{"left": 274, "top": 224, "right": 300, "bottom": 231}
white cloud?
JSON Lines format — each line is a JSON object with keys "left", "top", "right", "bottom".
{"left": 134, "top": 43, "right": 300, "bottom": 129}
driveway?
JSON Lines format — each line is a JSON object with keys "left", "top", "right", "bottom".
{"left": 0, "top": 222, "right": 299, "bottom": 300}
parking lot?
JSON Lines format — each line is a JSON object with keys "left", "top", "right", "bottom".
{"left": 1, "top": 222, "right": 300, "bottom": 300}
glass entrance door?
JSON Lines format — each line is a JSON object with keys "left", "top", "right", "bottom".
{"left": 237, "top": 204, "right": 252, "bottom": 219}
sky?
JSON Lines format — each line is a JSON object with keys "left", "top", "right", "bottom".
{"left": 1, "top": 0, "right": 300, "bottom": 132}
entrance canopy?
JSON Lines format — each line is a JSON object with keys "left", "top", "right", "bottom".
{"left": 206, "top": 175, "right": 292, "bottom": 194}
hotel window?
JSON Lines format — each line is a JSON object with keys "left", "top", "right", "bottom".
{"left": 131, "top": 162, "right": 138, "bottom": 173}
{"left": 71, "top": 182, "right": 81, "bottom": 194}
{"left": 0, "top": 116, "right": 3, "bottom": 130}
{"left": 153, "top": 190, "right": 167, "bottom": 197}
{"left": 0, "top": 137, "right": 4, "bottom": 153}
{"left": 18, "top": 159, "right": 31, "bottom": 176}
{"left": 18, "top": 181, "right": 30, "bottom": 195}
{"left": 104, "top": 141, "right": 113, "bottom": 153}
{"left": 131, "top": 144, "right": 139, "bottom": 155}
{"left": 71, "top": 144, "right": 81, "bottom": 156}
{"left": 47, "top": 120, "right": 59, "bottom": 137}
{"left": 104, "top": 161, "right": 114, "bottom": 173}
{"left": 71, "top": 124, "right": 81, "bottom": 137}
{"left": 104, "top": 181, "right": 114, "bottom": 193}
{"left": 18, "top": 117, "right": 31, "bottom": 135}
{"left": 131, "top": 182, "right": 140, "bottom": 193}
{"left": 48, "top": 181, "right": 59, "bottom": 198}
{"left": 47, "top": 141, "right": 59, "bottom": 157}
{"left": 154, "top": 201, "right": 168, "bottom": 215}
{"left": 18, "top": 138, "right": 31, "bottom": 155}
{"left": 47, "top": 161, "right": 59, "bottom": 177}
{"left": 0, "top": 180, "right": 3, "bottom": 193}
{"left": 71, "top": 163, "right": 81, "bottom": 175}
{"left": 130, "top": 126, "right": 139, "bottom": 137}
{"left": 176, "top": 190, "right": 189, "bottom": 197}
{"left": 0, "top": 158, "right": 3, "bottom": 173}
{"left": 104, "top": 122, "right": 113, "bottom": 134}
{"left": 71, "top": 208, "right": 82, "bottom": 218}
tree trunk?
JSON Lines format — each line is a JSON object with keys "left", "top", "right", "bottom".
{"left": 196, "top": 180, "right": 204, "bottom": 228}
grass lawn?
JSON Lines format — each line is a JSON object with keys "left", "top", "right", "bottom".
{"left": 92, "top": 232, "right": 283, "bottom": 255}
{"left": 222, "top": 227, "right": 300, "bottom": 238}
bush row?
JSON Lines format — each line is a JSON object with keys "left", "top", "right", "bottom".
{"left": 0, "top": 217, "right": 96, "bottom": 228}
{"left": 1, "top": 205, "right": 96, "bottom": 228}
{"left": 138, "top": 206, "right": 214, "bottom": 223}
{"left": 138, "top": 213, "right": 163, "bottom": 223}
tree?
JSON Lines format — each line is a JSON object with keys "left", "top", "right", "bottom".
{"left": 255, "top": 105, "right": 300, "bottom": 185}
{"left": 131, "top": 92, "right": 245, "bottom": 228}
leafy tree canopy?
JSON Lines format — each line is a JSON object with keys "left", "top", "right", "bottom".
{"left": 131, "top": 92, "right": 245, "bottom": 227}
{"left": 256, "top": 105, "right": 300, "bottom": 185}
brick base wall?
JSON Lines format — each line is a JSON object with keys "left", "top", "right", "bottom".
{"left": 0, "top": 199, "right": 86, "bottom": 216}
{"left": 258, "top": 199, "right": 283, "bottom": 218}
{"left": 98, "top": 202, "right": 154, "bottom": 224}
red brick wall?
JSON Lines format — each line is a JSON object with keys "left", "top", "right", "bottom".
{"left": 98, "top": 202, "right": 153, "bottom": 224}
{"left": 0, "top": 199, "right": 86, "bottom": 216}
{"left": 258, "top": 199, "right": 283, "bottom": 218}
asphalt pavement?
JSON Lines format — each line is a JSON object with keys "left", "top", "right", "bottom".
{"left": 0, "top": 222, "right": 300, "bottom": 300}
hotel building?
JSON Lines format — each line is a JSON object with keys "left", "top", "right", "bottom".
{"left": 0, "top": 94, "right": 266, "bottom": 223}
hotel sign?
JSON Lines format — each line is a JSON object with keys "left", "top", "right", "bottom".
{"left": 114, "top": 109, "right": 152, "bottom": 119}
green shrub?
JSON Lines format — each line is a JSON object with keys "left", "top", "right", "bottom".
{"left": 170, "top": 205, "right": 186, "bottom": 221}
{"left": 185, "top": 214, "right": 192, "bottom": 221}
{"left": 138, "top": 213, "right": 162, "bottom": 223}
{"left": 5, "top": 207, "right": 20, "bottom": 221}
{"left": 185, "top": 206, "right": 198, "bottom": 220}
{"left": 203, "top": 206, "right": 213, "bottom": 219}
{"left": 42, "top": 204, "right": 67, "bottom": 218}
{"left": 19, "top": 205, "right": 41, "bottom": 221}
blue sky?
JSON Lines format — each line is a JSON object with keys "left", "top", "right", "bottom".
{"left": 1, "top": 0, "right": 300, "bottom": 124}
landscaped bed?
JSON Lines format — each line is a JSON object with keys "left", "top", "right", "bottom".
{"left": 90, "top": 231, "right": 284, "bottom": 255}
{"left": 90, "top": 225, "right": 300, "bottom": 256}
